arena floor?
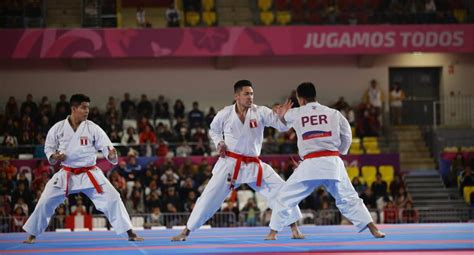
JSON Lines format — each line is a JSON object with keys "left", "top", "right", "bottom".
{"left": 0, "top": 223, "right": 473, "bottom": 254}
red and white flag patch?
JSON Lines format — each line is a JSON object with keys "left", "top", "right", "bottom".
{"left": 80, "top": 136, "right": 88, "bottom": 146}
{"left": 249, "top": 119, "right": 258, "bottom": 128}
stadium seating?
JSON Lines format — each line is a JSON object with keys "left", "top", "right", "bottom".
{"left": 463, "top": 186, "right": 474, "bottom": 204}
{"left": 276, "top": 11, "right": 291, "bottom": 25}
{"left": 379, "top": 165, "right": 394, "bottom": 187}
{"left": 258, "top": 0, "right": 273, "bottom": 12}
{"left": 202, "top": 0, "right": 215, "bottom": 12}
{"left": 349, "top": 138, "right": 363, "bottom": 154}
{"left": 346, "top": 166, "right": 360, "bottom": 180}
{"left": 365, "top": 148, "right": 381, "bottom": 154}
{"left": 202, "top": 11, "right": 217, "bottom": 26}
{"left": 185, "top": 11, "right": 201, "bottom": 26}
{"left": 274, "top": 0, "right": 288, "bottom": 11}
{"left": 260, "top": 11, "right": 275, "bottom": 25}
{"left": 361, "top": 165, "right": 377, "bottom": 181}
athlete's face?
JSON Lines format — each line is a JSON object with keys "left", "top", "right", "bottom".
{"left": 235, "top": 86, "right": 254, "bottom": 108}
{"left": 71, "top": 102, "right": 90, "bottom": 121}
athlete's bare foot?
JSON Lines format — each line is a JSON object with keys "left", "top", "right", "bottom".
{"left": 367, "top": 222, "right": 386, "bottom": 238}
{"left": 171, "top": 228, "right": 190, "bottom": 241}
{"left": 127, "top": 230, "right": 144, "bottom": 241}
{"left": 264, "top": 229, "right": 278, "bottom": 240}
{"left": 23, "top": 235, "right": 36, "bottom": 244}
{"left": 290, "top": 223, "right": 305, "bottom": 239}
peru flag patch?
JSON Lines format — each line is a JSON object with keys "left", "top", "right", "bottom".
{"left": 302, "top": 130, "right": 332, "bottom": 140}
{"left": 249, "top": 119, "right": 258, "bottom": 128}
{"left": 80, "top": 136, "right": 88, "bottom": 146}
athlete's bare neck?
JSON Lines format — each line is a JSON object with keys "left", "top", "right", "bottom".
{"left": 299, "top": 99, "right": 316, "bottom": 107}
{"left": 68, "top": 115, "right": 83, "bottom": 131}
{"left": 235, "top": 103, "right": 249, "bottom": 124}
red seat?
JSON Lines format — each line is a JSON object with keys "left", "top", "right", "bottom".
{"left": 291, "top": 8, "right": 305, "bottom": 23}
{"left": 275, "top": 0, "right": 289, "bottom": 11}
{"left": 338, "top": 0, "right": 350, "bottom": 11}
{"left": 449, "top": 0, "right": 464, "bottom": 9}
{"left": 367, "top": 0, "right": 380, "bottom": 9}
{"left": 355, "top": 0, "right": 366, "bottom": 7}
{"left": 357, "top": 11, "right": 369, "bottom": 24}
{"left": 307, "top": 11, "right": 322, "bottom": 24}
{"left": 321, "top": 0, "right": 330, "bottom": 7}
{"left": 290, "top": 0, "right": 304, "bottom": 11}
{"left": 306, "top": 0, "right": 322, "bottom": 10}
{"left": 340, "top": 11, "right": 350, "bottom": 23}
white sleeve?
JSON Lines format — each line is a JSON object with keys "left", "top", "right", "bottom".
{"left": 261, "top": 106, "right": 290, "bottom": 132}
{"left": 338, "top": 111, "right": 352, "bottom": 155}
{"left": 209, "top": 109, "right": 226, "bottom": 148}
{"left": 93, "top": 123, "right": 118, "bottom": 165}
{"left": 44, "top": 123, "right": 60, "bottom": 165}
{"left": 283, "top": 108, "right": 297, "bottom": 128}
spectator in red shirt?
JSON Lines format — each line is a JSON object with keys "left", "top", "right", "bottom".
{"left": 137, "top": 117, "right": 153, "bottom": 133}
{"left": 1, "top": 161, "right": 17, "bottom": 181}
{"left": 156, "top": 139, "right": 169, "bottom": 157}
{"left": 383, "top": 200, "right": 398, "bottom": 224}
{"left": 33, "top": 160, "right": 51, "bottom": 180}
{"left": 401, "top": 200, "right": 418, "bottom": 223}
{"left": 139, "top": 125, "right": 157, "bottom": 144}
{"left": 31, "top": 172, "right": 49, "bottom": 192}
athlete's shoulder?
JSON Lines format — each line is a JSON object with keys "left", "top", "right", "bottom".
{"left": 50, "top": 119, "right": 67, "bottom": 130}
{"left": 218, "top": 105, "right": 234, "bottom": 115}
{"left": 253, "top": 104, "right": 271, "bottom": 112}
{"left": 84, "top": 120, "right": 102, "bottom": 130}
{"left": 317, "top": 103, "right": 338, "bottom": 113}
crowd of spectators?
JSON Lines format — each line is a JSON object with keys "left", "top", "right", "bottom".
{"left": 0, "top": 79, "right": 393, "bottom": 159}
{"left": 0, "top": 78, "right": 410, "bottom": 232}
{"left": 0, "top": 93, "right": 221, "bottom": 158}
{"left": 449, "top": 152, "right": 474, "bottom": 199}
{"left": 0, "top": 149, "right": 414, "bottom": 232}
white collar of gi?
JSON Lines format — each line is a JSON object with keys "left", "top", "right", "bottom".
{"left": 306, "top": 102, "right": 319, "bottom": 107}
{"left": 66, "top": 115, "right": 85, "bottom": 132}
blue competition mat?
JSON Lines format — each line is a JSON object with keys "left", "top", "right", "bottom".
{"left": 0, "top": 223, "right": 473, "bottom": 254}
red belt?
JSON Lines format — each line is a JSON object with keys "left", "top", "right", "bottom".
{"left": 303, "top": 150, "right": 340, "bottom": 160}
{"left": 226, "top": 151, "right": 263, "bottom": 189}
{"left": 63, "top": 165, "right": 102, "bottom": 196}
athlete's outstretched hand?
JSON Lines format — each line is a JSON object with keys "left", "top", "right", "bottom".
{"left": 108, "top": 147, "right": 118, "bottom": 161}
{"left": 276, "top": 99, "right": 293, "bottom": 123}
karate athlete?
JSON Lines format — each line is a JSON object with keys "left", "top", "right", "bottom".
{"left": 23, "top": 94, "right": 144, "bottom": 243}
{"left": 171, "top": 80, "right": 304, "bottom": 241}
{"left": 266, "top": 82, "right": 385, "bottom": 240}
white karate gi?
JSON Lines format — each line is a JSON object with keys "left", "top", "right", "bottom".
{"left": 186, "top": 104, "right": 302, "bottom": 231}
{"left": 269, "top": 102, "right": 373, "bottom": 232}
{"left": 23, "top": 117, "right": 133, "bottom": 236}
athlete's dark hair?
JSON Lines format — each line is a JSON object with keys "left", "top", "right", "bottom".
{"left": 296, "top": 82, "right": 316, "bottom": 102}
{"left": 234, "top": 80, "right": 253, "bottom": 93}
{"left": 70, "top": 94, "right": 91, "bottom": 107}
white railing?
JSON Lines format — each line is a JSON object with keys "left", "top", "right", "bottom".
{"left": 1, "top": 208, "right": 471, "bottom": 233}
{"left": 434, "top": 95, "right": 474, "bottom": 128}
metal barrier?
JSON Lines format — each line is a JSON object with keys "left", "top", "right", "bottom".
{"left": 434, "top": 95, "right": 474, "bottom": 128}
{"left": 1, "top": 208, "right": 472, "bottom": 233}
{"left": 417, "top": 207, "right": 472, "bottom": 223}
